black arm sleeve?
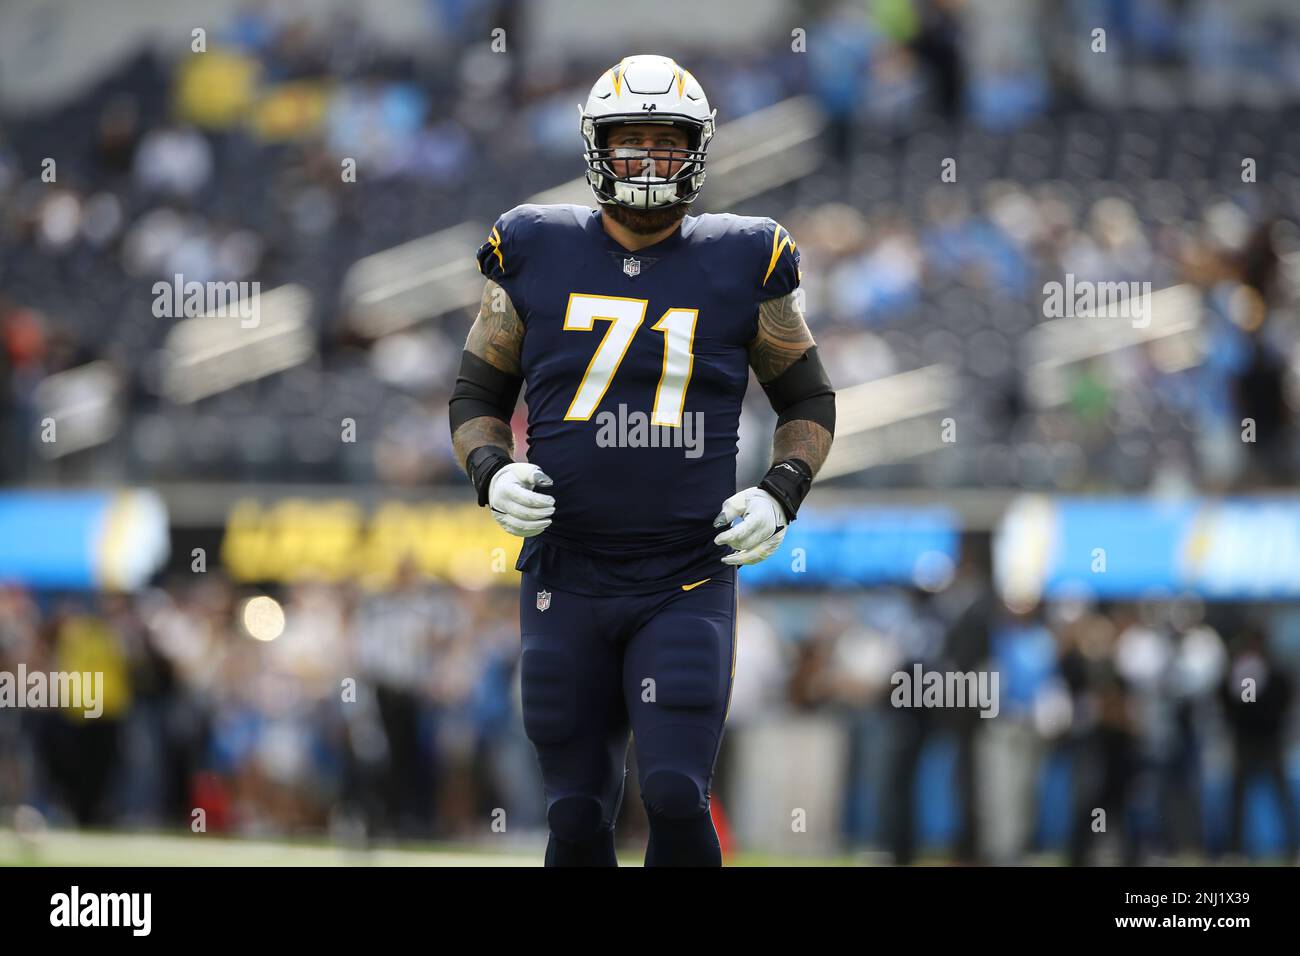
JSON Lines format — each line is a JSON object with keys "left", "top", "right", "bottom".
{"left": 448, "top": 350, "right": 523, "bottom": 433}
{"left": 759, "top": 345, "right": 835, "bottom": 433}
{"left": 448, "top": 350, "right": 523, "bottom": 505}
{"left": 756, "top": 346, "right": 835, "bottom": 521}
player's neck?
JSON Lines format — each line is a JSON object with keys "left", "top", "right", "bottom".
{"left": 599, "top": 210, "right": 683, "bottom": 252}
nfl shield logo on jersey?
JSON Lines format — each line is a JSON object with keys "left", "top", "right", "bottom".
{"left": 536, "top": 590, "right": 551, "bottom": 612}
{"left": 623, "top": 257, "right": 640, "bottom": 277}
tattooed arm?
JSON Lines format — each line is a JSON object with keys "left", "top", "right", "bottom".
{"left": 449, "top": 278, "right": 555, "bottom": 537}
{"left": 450, "top": 278, "right": 525, "bottom": 471}
{"left": 713, "top": 290, "right": 835, "bottom": 563}
{"left": 748, "top": 291, "right": 834, "bottom": 477}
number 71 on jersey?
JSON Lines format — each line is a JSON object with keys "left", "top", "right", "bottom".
{"left": 562, "top": 293, "right": 698, "bottom": 427}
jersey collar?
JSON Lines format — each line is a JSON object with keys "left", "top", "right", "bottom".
{"left": 586, "top": 207, "right": 694, "bottom": 259}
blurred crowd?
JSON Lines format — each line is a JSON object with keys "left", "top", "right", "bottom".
{"left": 2, "top": 552, "right": 1298, "bottom": 863}
{"left": 0, "top": 568, "right": 538, "bottom": 842}
{"left": 1, "top": 1, "right": 1298, "bottom": 489}
{"left": 785, "top": 174, "right": 1300, "bottom": 491}
{"left": 772, "top": 551, "right": 1300, "bottom": 863}
{"left": 3, "top": 0, "right": 1300, "bottom": 864}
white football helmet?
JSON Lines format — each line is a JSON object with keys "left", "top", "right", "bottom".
{"left": 579, "top": 55, "right": 716, "bottom": 210}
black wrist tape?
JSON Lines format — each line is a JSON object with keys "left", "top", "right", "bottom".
{"left": 466, "top": 445, "right": 513, "bottom": 507}
{"left": 759, "top": 458, "right": 813, "bottom": 522}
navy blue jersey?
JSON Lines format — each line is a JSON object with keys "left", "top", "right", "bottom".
{"left": 475, "top": 204, "right": 800, "bottom": 594}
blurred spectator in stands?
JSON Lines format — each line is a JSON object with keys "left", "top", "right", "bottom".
{"left": 965, "top": 0, "right": 1049, "bottom": 128}
{"left": 35, "top": 604, "right": 132, "bottom": 826}
{"left": 1230, "top": 222, "right": 1295, "bottom": 487}
{"left": 93, "top": 95, "right": 142, "bottom": 185}
{"left": 1157, "top": 610, "right": 1225, "bottom": 858}
{"left": 1221, "top": 622, "right": 1299, "bottom": 861}
{"left": 350, "top": 560, "right": 440, "bottom": 838}
{"left": 911, "top": 0, "right": 965, "bottom": 119}
{"left": 819, "top": 606, "right": 898, "bottom": 850}
{"left": 1064, "top": 197, "right": 1156, "bottom": 287}
{"left": 1233, "top": 322, "right": 1293, "bottom": 487}
{"left": 982, "top": 599, "right": 1057, "bottom": 863}
{"left": 938, "top": 539, "right": 997, "bottom": 863}
{"left": 0, "top": 586, "right": 41, "bottom": 812}
{"left": 832, "top": 209, "right": 923, "bottom": 325}
{"left": 403, "top": 116, "right": 473, "bottom": 184}
{"left": 1060, "top": 604, "right": 1139, "bottom": 865}
{"left": 133, "top": 124, "right": 213, "bottom": 199}
{"left": 809, "top": 3, "right": 875, "bottom": 163}
{"left": 712, "top": 49, "right": 787, "bottom": 119}
{"left": 33, "top": 189, "right": 83, "bottom": 255}
{"left": 462, "top": 591, "right": 544, "bottom": 832}
{"left": 325, "top": 79, "right": 427, "bottom": 180}
{"left": 869, "top": 588, "right": 944, "bottom": 863}
{"left": 922, "top": 188, "right": 1031, "bottom": 297}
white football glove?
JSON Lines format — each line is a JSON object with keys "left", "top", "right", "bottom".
{"left": 713, "top": 487, "right": 788, "bottom": 566}
{"left": 488, "top": 463, "right": 555, "bottom": 537}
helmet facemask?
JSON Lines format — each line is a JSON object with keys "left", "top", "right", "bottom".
{"left": 581, "top": 113, "right": 715, "bottom": 210}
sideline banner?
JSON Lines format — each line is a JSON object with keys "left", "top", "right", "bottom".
{"left": 209, "top": 498, "right": 962, "bottom": 590}
{"left": 0, "top": 490, "right": 169, "bottom": 590}
{"left": 996, "top": 496, "right": 1300, "bottom": 602}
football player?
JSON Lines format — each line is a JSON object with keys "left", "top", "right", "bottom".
{"left": 449, "top": 55, "right": 835, "bottom": 866}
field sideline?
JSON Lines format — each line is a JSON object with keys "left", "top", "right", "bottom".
{"left": 0, "top": 828, "right": 861, "bottom": 867}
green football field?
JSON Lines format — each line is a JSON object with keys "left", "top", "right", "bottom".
{"left": 0, "top": 827, "right": 860, "bottom": 867}
{"left": 4, "top": 828, "right": 1262, "bottom": 866}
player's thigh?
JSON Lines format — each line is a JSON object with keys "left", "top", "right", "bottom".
{"left": 519, "top": 576, "right": 629, "bottom": 811}
{"left": 623, "top": 577, "right": 737, "bottom": 810}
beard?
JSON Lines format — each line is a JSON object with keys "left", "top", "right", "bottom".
{"left": 603, "top": 199, "right": 689, "bottom": 235}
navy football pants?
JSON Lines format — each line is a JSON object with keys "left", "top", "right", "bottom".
{"left": 519, "top": 570, "right": 737, "bottom": 866}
